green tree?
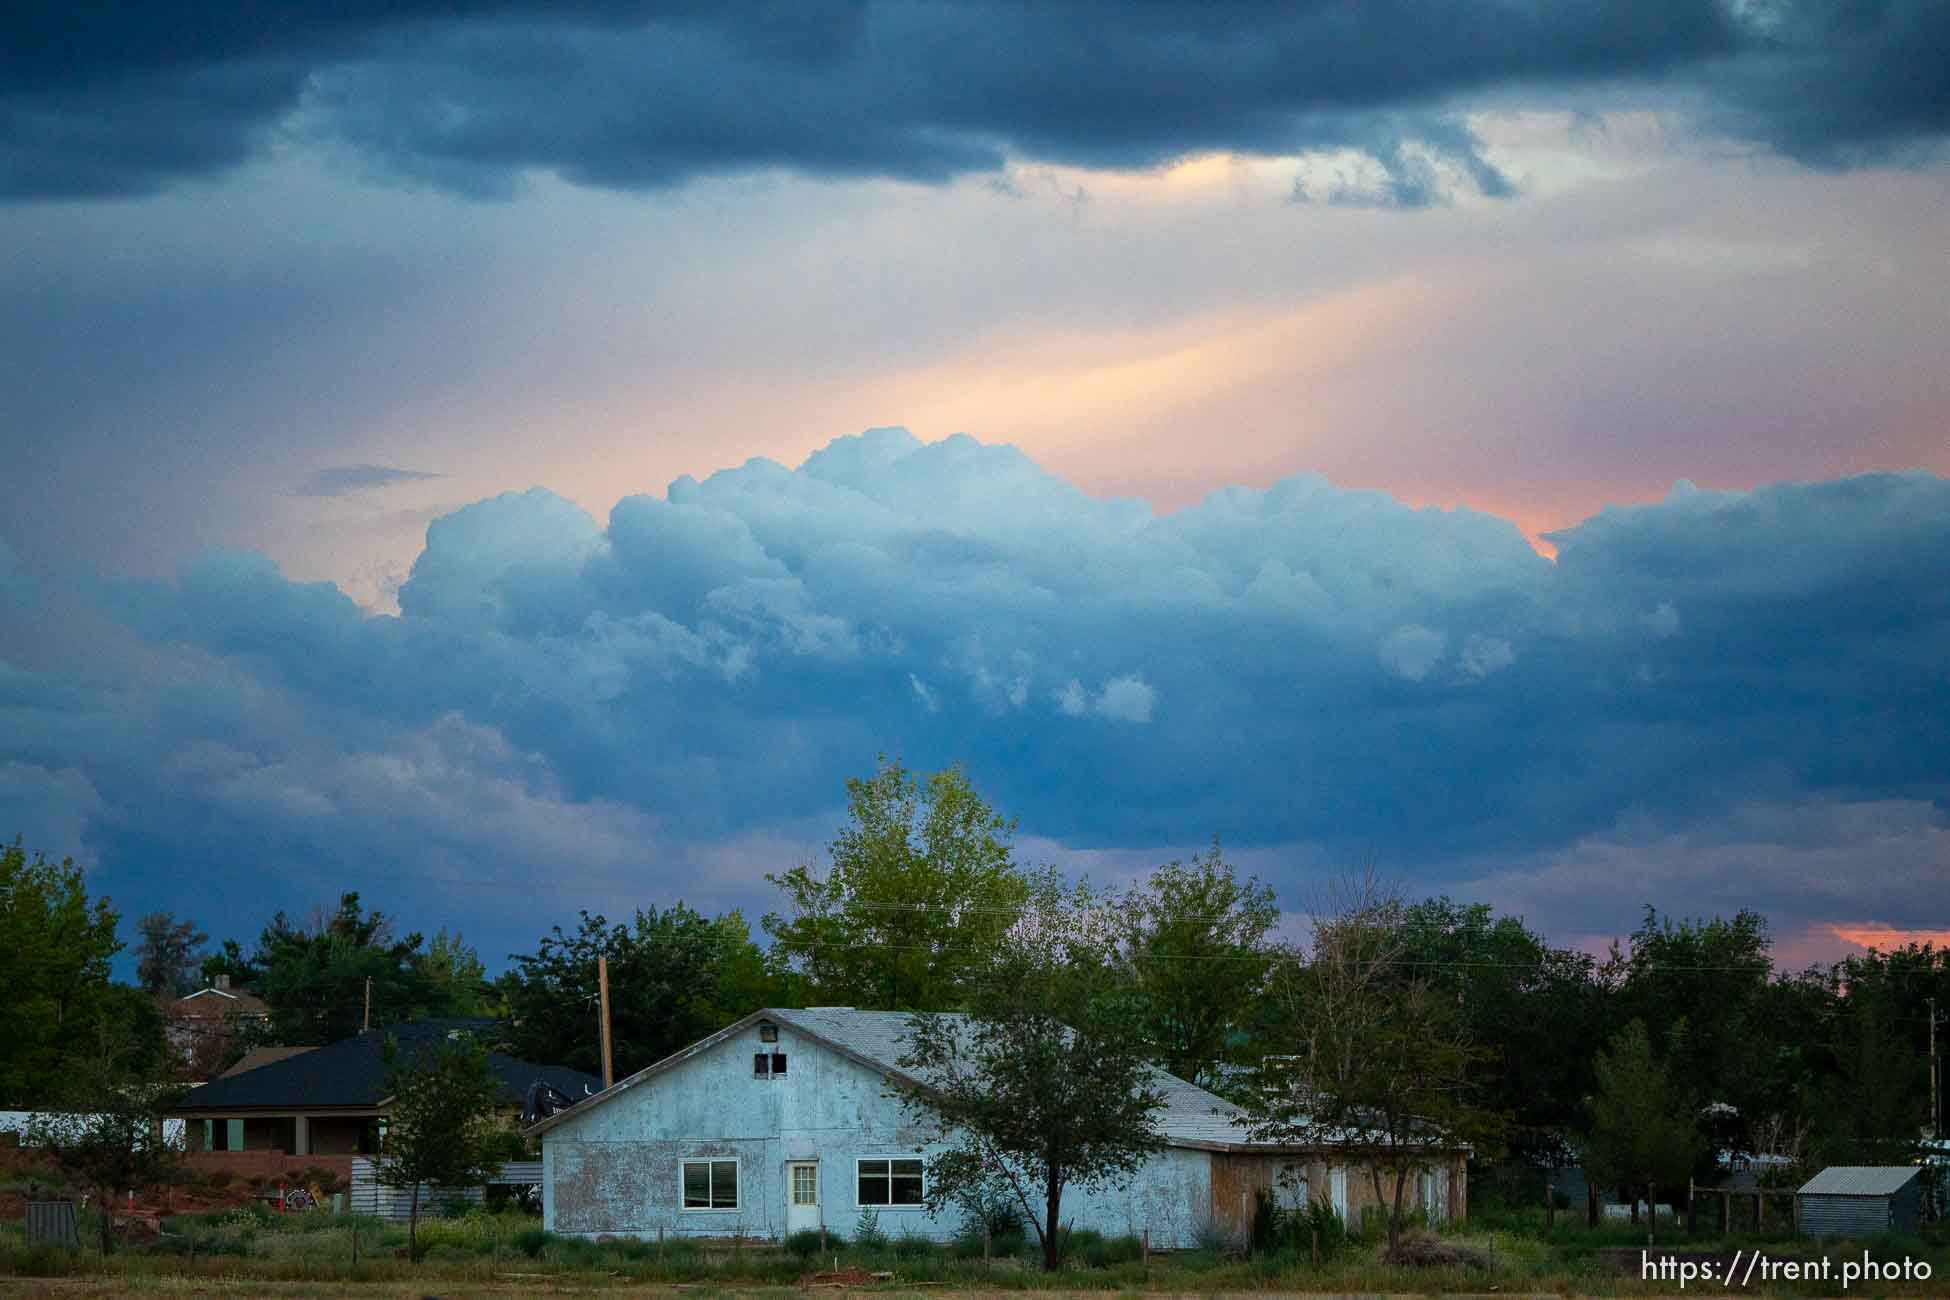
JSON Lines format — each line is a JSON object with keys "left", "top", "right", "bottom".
{"left": 1606, "top": 907, "right": 1776, "bottom": 1153}
{"left": 26, "top": 1015, "right": 187, "bottom": 1255}
{"left": 898, "top": 872, "right": 1166, "bottom": 1272}
{"left": 377, "top": 1029, "right": 506, "bottom": 1260}
{"left": 423, "top": 929, "right": 494, "bottom": 1017}
{"left": 764, "top": 758, "right": 1028, "bottom": 1010}
{"left": 1395, "top": 897, "right": 1603, "bottom": 1161}
{"left": 1243, "top": 875, "right": 1504, "bottom": 1259}
{"left": 0, "top": 839, "right": 127, "bottom": 1106}
{"left": 501, "top": 904, "right": 775, "bottom": 1078}
{"left": 1584, "top": 1019, "right": 1704, "bottom": 1244}
{"left": 253, "top": 893, "right": 445, "bottom": 1044}
{"left": 1119, "top": 839, "right": 1278, "bottom": 1089}
{"left": 133, "top": 911, "right": 209, "bottom": 997}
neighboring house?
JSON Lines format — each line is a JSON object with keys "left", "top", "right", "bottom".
{"left": 171, "top": 1018, "right": 601, "bottom": 1157}
{"left": 162, "top": 974, "right": 270, "bottom": 1078}
{"left": 1796, "top": 1166, "right": 1925, "bottom": 1236}
{"left": 527, "top": 1007, "right": 1467, "bottom": 1245}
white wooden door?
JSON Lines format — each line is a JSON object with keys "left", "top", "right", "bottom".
{"left": 785, "top": 1162, "right": 820, "bottom": 1236}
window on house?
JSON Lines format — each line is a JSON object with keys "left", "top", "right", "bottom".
{"left": 682, "top": 1159, "right": 739, "bottom": 1209}
{"left": 758, "top": 1021, "right": 779, "bottom": 1043}
{"left": 857, "top": 1157, "right": 924, "bottom": 1206}
{"left": 753, "top": 1052, "right": 788, "bottom": 1077}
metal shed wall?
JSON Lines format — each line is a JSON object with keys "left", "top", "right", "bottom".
{"left": 1796, "top": 1184, "right": 1922, "bottom": 1237}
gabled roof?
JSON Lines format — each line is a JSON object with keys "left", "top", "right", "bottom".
{"left": 167, "top": 987, "right": 269, "bottom": 1019}
{"left": 172, "top": 1018, "right": 601, "bottom": 1112}
{"left": 527, "top": 1005, "right": 1291, "bottom": 1150}
{"left": 1798, "top": 1166, "right": 1922, "bottom": 1197}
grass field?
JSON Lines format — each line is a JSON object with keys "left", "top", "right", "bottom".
{"left": 2, "top": 1198, "right": 1946, "bottom": 1297}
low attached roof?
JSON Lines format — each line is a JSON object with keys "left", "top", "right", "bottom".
{"left": 529, "top": 1005, "right": 1336, "bottom": 1151}
{"left": 172, "top": 1018, "right": 601, "bottom": 1113}
{"left": 1797, "top": 1166, "right": 1922, "bottom": 1197}
{"left": 217, "top": 1046, "right": 317, "bottom": 1079}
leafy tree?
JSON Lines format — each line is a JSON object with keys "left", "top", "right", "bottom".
{"left": 26, "top": 1015, "right": 187, "bottom": 1255}
{"left": 134, "top": 911, "right": 209, "bottom": 997}
{"left": 1605, "top": 907, "right": 1776, "bottom": 1154}
{"left": 1243, "top": 874, "right": 1503, "bottom": 1259}
{"left": 423, "top": 928, "right": 494, "bottom": 1017}
{"left": 1802, "top": 944, "right": 1939, "bottom": 1166}
{"left": 898, "top": 872, "right": 1167, "bottom": 1272}
{"left": 501, "top": 904, "right": 775, "bottom": 1078}
{"left": 1119, "top": 839, "right": 1278, "bottom": 1089}
{"left": 377, "top": 1029, "right": 506, "bottom": 1260}
{"left": 1395, "top": 897, "right": 1602, "bottom": 1161}
{"left": 1584, "top": 1019, "right": 1704, "bottom": 1244}
{"left": 254, "top": 893, "right": 445, "bottom": 1044}
{"left": 764, "top": 758, "right": 1028, "bottom": 1010}
{"left": 0, "top": 839, "right": 127, "bottom": 1106}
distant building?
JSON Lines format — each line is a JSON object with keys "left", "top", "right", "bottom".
{"left": 170, "top": 1018, "right": 599, "bottom": 1156}
{"left": 162, "top": 974, "right": 269, "bottom": 1079}
{"left": 1796, "top": 1166, "right": 1924, "bottom": 1236}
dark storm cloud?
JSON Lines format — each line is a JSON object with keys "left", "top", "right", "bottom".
{"left": 4, "top": 2, "right": 1944, "bottom": 202}
{"left": 3, "top": 431, "right": 1947, "bottom": 953}
{"left": 293, "top": 464, "right": 442, "bottom": 497}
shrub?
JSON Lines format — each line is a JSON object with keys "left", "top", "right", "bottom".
{"left": 512, "top": 1225, "right": 549, "bottom": 1257}
{"left": 785, "top": 1227, "right": 843, "bottom": 1256}
{"left": 1294, "top": 1198, "right": 1348, "bottom": 1258}
{"left": 853, "top": 1207, "right": 887, "bottom": 1250}
{"left": 892, "top": 1227, "right": 936, "bottom": 1259}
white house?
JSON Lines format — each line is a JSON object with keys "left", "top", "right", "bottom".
{"left": 526, "top": 1007, "right": 1465, "bottom": 1245}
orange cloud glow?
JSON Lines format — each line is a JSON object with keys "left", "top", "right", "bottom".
{"left": 1826, "top": 924, "right": 1950, "bottom": 952}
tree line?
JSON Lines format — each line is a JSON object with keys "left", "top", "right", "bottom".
{"left": 5, "top": 759, "right": 1944, "bottom": 1211}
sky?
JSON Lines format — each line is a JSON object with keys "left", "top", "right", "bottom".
{"left": 2, "top": 1, "right": 1947, "bottom": 973}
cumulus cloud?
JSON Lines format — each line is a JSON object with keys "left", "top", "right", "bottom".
{"left": 1380, "top": 625, "right": 1447, "bottom": 681}
{"left": 2, "top": 429, "right": 1947, "bottom": 951}
{"left": 4, "top": 2, "right": 1945, "bottom": 202}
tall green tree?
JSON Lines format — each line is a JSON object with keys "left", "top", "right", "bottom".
{"left": 423, "top": 928, "right": 494, "bottom": 1017}
{"left": 254, "top": 893, "right": 444, "bottom": 1043}
{"left": 1395, "top": 898, "right": 1603, "bottom": 1161}
{"left": 1606, "top": 907, "right": 1777, "bottom": 1152}
{"left": 1584, "top": 1019, "right": 1704, "bottom": 1244}
{"left": 134, "top": 911, "right": 209, "bottom": 997}
{"left": 764, "top": 758, "right": 1028, "bottom": 1010}
{"left": 1243, "top": 874, "right": 1504, "bottom": 1259}
{"left": 377, "top": 1030, "right": 506, "bottom": 1260}
{"left": 0, "top": 840, "right": 127, "bottom": 1105}
{"left": 899, "top": 872, "right": 1166, "bottom": 1272}
{"left": 501, "top": 904, "right": 775, "bottom": 1078}
{"left": 1119, "top": 839, "right": 1278, "bottom": 1089}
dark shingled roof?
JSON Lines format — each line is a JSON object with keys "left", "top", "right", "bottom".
{"left": 173, "top": 1018, "right": 602, "bottom": 1112}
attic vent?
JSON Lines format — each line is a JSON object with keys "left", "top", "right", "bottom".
{"left": 758, "top": 1020, "right": 779, "bottom": 1043}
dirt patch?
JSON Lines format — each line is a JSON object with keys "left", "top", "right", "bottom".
{"left": 797, "top": 1266, "right": 893, "bottom": 1287}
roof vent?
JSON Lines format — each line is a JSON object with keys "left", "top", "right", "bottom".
{"left": 805, "top": 1006, "right": 855, "bottom": 1012}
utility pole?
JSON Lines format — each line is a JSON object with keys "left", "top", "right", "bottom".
{"left": 597, "top": 954, "right": 615, "bottom": 1089}
{"left": 1931, "top": 995, "right": 1939, "bottom": 1140}
{"left": 362, "top": 976, "right": 372, "bottom": 1033}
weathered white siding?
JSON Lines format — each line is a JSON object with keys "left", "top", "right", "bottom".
{"left": 541, "top": 1020, "right": 1215, "bottom": 1245}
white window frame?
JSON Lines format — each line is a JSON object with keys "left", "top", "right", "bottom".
{"left": 855, "top": 1155, "right": 926, "bottom": 1209}
{"left": 680, "top": 1157, "right": 741, "bottom": 1211}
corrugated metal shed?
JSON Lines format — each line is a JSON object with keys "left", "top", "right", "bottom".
{"left": 348, "top": 1157, "right": 542, "bottom": 1220}
{"left": 1796, "top": 1166, "right": 1923, "bottom": 1237}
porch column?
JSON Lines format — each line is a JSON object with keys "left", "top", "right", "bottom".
{"left": 293, "top": 1115, "right": 310, "bottom": 1156}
